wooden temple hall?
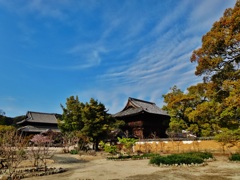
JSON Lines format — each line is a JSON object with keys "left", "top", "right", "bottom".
{"left": 17, "top": 111, "right": 60, "bottom": 135}
{"left": 113, "top": 97, "right": 170, "bottom": 139}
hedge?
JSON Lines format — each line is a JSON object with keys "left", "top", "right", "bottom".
{"left": 149, "top": 152, "right": 212, "bottom": 166}
{"left": 229, "top": 153, "right": 240, "bottom": 161}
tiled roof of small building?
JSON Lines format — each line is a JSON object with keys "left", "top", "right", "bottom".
{"left": 113, "top": 97, "right": 169, "bottom": 117}
{"left": 17, "top": 111, "right": 58, "bottom": 124}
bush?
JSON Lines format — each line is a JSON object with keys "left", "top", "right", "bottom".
{"left": 183, "top": 152, "right": 213, "bottom": 160}
{"left": 149, "top": 153, "right": 205, "bottom": 166}
{"left": 104, "top": 145, "right": 118, "bottom": 155}
{"left": 117, "top": 137, "right": 137, "bottom": 154}
{"left": 229, "top": 153, "right": 240, "bottom": 161}
{"left": 70, "top": 149, "right": 79, "bottom": 154}
{"left": 107, "top": 153, "right": 160, "bottom": 160}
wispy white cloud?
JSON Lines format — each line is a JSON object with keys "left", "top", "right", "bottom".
{"left": 78, "top": 0, "right": 232, "bottom": 113}
{"left": 66, "top": 43, "right": 108, "bottom": 69}
{"left": 0, "top": 0, "right": 236, "bottom": 117}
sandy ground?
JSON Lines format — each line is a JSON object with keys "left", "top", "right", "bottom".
{"left": 24, "top": 153, "right": 240, "bottom": 180}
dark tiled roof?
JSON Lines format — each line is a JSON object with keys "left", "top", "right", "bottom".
{"left": 17, "top": 111, "right": 58, "bottom": 124}
{"left": 113, "top": 97, "right": 169, "bottom": 117}
{"left": 113, "top": 107, "right": 143, "bottom": 117}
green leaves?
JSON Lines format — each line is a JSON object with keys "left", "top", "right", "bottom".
{"left": 59, "top": 96, "right": 84, "bottom": 132}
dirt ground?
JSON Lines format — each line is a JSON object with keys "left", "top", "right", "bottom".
{"left": 23, "top": 153, "right": 240, "bottom": 180}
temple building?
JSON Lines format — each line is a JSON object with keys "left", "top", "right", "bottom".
{"left": 113, "top": 97, "right": 170, "bottom": 139}
{"left": 17, "top": 111, "right": 60, "bottom": 135}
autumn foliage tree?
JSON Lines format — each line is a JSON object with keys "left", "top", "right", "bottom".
{"left": 163, "top": 1, "right": 240, "bottom": 137}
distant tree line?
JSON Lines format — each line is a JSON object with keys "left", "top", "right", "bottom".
{"left": 0, "top": 109, "right": 25, "bottom": 126}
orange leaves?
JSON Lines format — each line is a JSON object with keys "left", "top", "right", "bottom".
{"left": 190, "top": 1, "right": 240, "bottom": 79}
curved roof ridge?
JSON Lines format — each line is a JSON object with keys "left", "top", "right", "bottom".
{"left": 129, "top": 97, "right": 155, "bottom": 105}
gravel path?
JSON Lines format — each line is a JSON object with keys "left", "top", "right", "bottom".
{"left": 25, "top": 154, "right": 240, "bottom": 180}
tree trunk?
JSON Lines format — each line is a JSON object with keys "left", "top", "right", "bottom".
{"left": 93, "top": 139, "right": 99, "bottom": 151}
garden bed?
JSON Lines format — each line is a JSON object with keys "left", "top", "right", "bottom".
{"left": 0, "top": 167, "right": 66, "bottom": 179}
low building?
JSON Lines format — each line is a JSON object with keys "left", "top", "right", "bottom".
{"left": 113, "top": 97, "right": 170, "bottom": 139}
{"left": 17, "top": 111, "right": 60, "bottom": 135}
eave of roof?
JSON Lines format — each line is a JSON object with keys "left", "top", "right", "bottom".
{"left": 113, "top": 107, "right": 144, "bottom": 117}
{"left": 18, "top": 125, "right": 60, "bottom": 133}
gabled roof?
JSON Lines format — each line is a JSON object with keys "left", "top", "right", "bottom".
{"left": 17, "top": 111, "right": 58, "bottom": 124}
{"left": 113, "top": 97, "right": 169, "bottom": 117}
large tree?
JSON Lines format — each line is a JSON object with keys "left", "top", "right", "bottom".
{"left": 163, "top": 84, "right": 220, "bottom": 136}
{"left": 163, "top": 1, "right": 240, "bottom": 137}
{"left": 81, "top": 98, "right": 117, "bottom": 150}
{"left": 59, "top": 96, "right": 123, "bottom": 151}
{"left": 190, "top": 0, "right": 240, "bottom": 130}
{"left": 58, "top": 96, "right": 84, "bottom": 132}
{"left": 191, "top": 0, "right": 240, "bottom": 82}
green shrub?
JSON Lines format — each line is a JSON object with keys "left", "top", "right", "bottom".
{"left": 149, "top": 153, "right": 204, "bottom": 166}
{"left": 70, "top": 149, "right": 79, "bottom": 154}
{"left": 229, "top": 153, "right": 240, "bottom": 161}
{"left": 183, "top": 152, "right": 213, "bottom": 160}
{"left": 117, "top": 137, "right": 137, "bottom": 154}
{"left": 107, "top": 153, "right": 160, "bottom": 160}
{"left": 104, "top": 145, "right": 118, "bottom": 155}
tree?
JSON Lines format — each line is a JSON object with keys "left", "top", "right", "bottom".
{"left": 0, "top": 109, "right": 5, "bottom": 116}
{"left": 30, "top": 134, "right": 53, "bottom": 171}
{"left": 190, "top": 0, "right": 240, "bottom": 130}
{"left": 59, "top": 96, "right": 123, "bottom": 151}
{"left": 81, "top": 98, "right": 116, "bottom": 151}
{"left": 162, "top": 86, "right": 189, "bottom": 130}
{"left": 215, "top": 128, "right": 240, "bottom": 153}
{"left": 0, "top": 128, "right": 28, "bottom": 179}
{"left": 163, "top": 1, "right": 240, "bottom": 137}
{"left": 0, "top": 110, "right": 6, "bottom": 125}
{"left": 218, "top": 79, "right": 240, "bottom": 129}
{"left": 190, "top": 0, "right": 240, "bottom": 82}
{"left": 58, "top": 96, "right": 84, "bottom": 132}
{"left": 162, "top": 85, "right": 201, "bottom": 135}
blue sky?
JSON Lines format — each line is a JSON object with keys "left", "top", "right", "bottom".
{"left": 0, "top": 0, "right": 236, "bottom": 117}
